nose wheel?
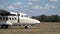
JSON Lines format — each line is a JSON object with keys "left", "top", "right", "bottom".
{"left": 25, "top": 26, "right": 28, "bottom": 29}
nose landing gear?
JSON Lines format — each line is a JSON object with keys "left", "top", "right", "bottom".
{"left": 25, "top": 26, "right": 28, "bottom": 29}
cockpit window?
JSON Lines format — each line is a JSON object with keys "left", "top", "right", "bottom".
{"left": 20, "top": 15, "right": 28, "bottom": 17}
{"left": 24, "top": 15, "right": 28, "bottom": 17}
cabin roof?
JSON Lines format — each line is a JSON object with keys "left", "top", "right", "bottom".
{"left": 20, "top": 13, "right": 26, "bottom": 15}
{"left": 10, "top": 12, "right": 16, "bottom": 14}
{"left": 10, "top": 12, "right": 27, "bottom": 15}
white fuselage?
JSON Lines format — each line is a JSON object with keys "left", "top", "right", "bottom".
{"left": 0, "top": 13, "right": 40, "bottom": 26}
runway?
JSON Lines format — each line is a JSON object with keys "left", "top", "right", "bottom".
{"left": 0, "top": 22, "right": 60, "bottom": 34}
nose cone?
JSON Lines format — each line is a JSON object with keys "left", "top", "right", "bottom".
{"left": 34, "top": 19, "right": 40, "bottom": 24}
{"left": 29, "top": 18, "right": 40, "bottom": 24}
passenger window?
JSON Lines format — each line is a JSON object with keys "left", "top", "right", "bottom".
{"left": 3, "top": 17, "right": 5, "bottom": 20}
{"left": 9, "top": 18, "right": 11, "bottom": 20}
{"left": 15, "top": 18, "right": 16, "bottom": 20}
{"left": 6, "top": 18, "right": 8, "bottom": 20}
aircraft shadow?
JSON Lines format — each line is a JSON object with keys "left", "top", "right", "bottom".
{"left": 0, "top": 28, "right": 41, "bottom": 29}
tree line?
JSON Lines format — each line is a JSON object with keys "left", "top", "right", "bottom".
{"left": 31, "top": 15, "right": 60, "bottom": 22}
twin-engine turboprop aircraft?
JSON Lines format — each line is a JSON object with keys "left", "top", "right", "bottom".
{"left": 0, "top": 12, "right": 40, "bottom": 29}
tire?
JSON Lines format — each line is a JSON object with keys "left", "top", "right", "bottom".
{"left": 25, "top": 26, "right": 28, "bottom": 29}
{"left": 0, "top": 26, "right": 4, "bottom": 29}
{"left": 0, "top": 25, "right": 9, "bottom": 29}
{"left": 4, "top": 26, "right": 9, "bottom": 29}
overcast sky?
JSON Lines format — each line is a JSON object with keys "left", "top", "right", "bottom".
{"left": 0, "top": 0, "right": 60, "bottom": 16}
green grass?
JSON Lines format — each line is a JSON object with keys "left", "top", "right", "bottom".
{"left": 0, "top": 22, "right": 60, "bottom": 34}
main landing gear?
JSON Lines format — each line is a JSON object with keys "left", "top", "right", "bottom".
{"left": 0, "top": 25, "right": 9, "bottom": 29}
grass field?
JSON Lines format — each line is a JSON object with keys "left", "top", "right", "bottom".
{"left": 0, "top": 22, "right": 60, "bottom": 34}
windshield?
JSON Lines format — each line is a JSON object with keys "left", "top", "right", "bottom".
{"left": 24, "top": 15, "right": 28, "bottom": 17}
{"left": 20, "top": 15, "right": 28, "bottom": 17}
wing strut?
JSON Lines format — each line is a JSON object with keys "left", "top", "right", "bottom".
{"left": 17, "top": 11, "right": 20, "bottom": 23}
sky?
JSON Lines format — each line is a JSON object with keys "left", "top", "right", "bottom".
{"left": 0, "top": 0, "right": 60, "bottom": 17}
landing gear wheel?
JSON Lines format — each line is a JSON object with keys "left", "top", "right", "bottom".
{"left": 4, "top": 26, "right": 9, "bottom": 29}
{"left": 25, "top": 26, "right": 28, "bottom": 29}
{"left": 0, "top": 25, "right": 9, "bottom": 29}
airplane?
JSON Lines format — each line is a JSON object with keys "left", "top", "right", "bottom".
{"left": 0, "top": 12, "right": 40, "bottom": 29}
